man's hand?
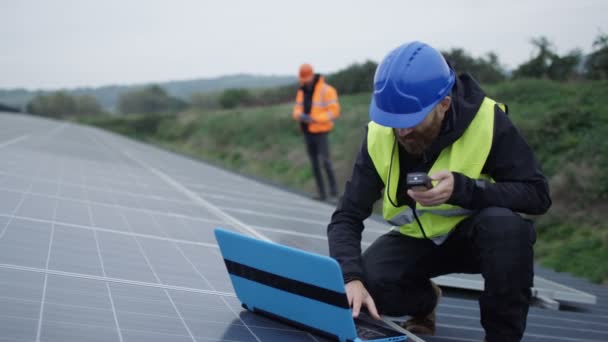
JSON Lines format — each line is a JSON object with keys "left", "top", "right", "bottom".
{"left": 345, "top": 280, "right": 380, "bottom": 320}
{"left": 407, "top": 170, "right": 454, "bottom": 207}
{"left": 298, "top": 113, "right": 312, "bottom": 123}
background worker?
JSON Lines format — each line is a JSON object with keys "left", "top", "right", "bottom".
{"left": 292, "top": 63, "right": 341, "bottom": 202}
{"left": 327, "top": 42, "right": 551, "bottom": 342}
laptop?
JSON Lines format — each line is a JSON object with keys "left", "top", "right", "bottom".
{"left": 214, "top": 228, "right": 407, "bottom": 342}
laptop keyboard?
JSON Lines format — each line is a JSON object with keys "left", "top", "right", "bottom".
{"left": 356, "top": 325, "right": 386, "bottom": 339}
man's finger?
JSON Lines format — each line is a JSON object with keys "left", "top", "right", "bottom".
{"left": 430, "top": 170, "right": 451, "bottom": 181}
{"left": 346, "top": 289, "right": 354, "bottom": 306}
{"left": 423, "top": 190, "right": 449, "bottom": 204}
{"left": 409, "top": 191, "right": 448, "bottom": 207}
{"left": 352, "top": 295, "right": 362, "bottom": 318}
{"left": 364, "top": 296, "right": 381, "bottom": 320}
{"left": 409, "top": 187, "right": 441, "bottom": 201}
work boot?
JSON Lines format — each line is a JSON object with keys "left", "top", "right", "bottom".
{"left": 402, "top": 281, "right": 442, "bottom": 335}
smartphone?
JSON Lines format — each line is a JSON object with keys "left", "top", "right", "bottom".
{"left": 406, "top": 172, "right": 433, "bottom": 192}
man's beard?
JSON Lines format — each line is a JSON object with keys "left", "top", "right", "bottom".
{"left": 397, "top": 113, "right": 443, "bottom": 155}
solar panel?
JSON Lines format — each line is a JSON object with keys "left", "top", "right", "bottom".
{"left": 433, "top": 273, "right": 597, "bottom": 307}
{"left": 0, "top": 111, "right": 606, "bottom": 342}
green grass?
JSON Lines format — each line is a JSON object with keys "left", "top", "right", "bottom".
{"left": 535, "top": 216, "right": 608, "bottom": 283}
{"left": 76, "top": 79, "right": 608, "bottom": 284}
{"left": 486, "top": 79, "right": 608, "bottom": 197}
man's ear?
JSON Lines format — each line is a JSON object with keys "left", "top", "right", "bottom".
{"left": 439, "top": 96, "right": 451, "bottom": 112}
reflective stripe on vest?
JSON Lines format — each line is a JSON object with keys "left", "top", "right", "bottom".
{"left": 313, "top": 84, "right": 329, "bottom": 107}
{"left": 314, "top": 84, "right": 337, "bottom": 122}
{"left": 386, "top": 207, "right": 475, "bottom": 227}
{"left": 367, "top": 97, "right": 500, "bottom": 239}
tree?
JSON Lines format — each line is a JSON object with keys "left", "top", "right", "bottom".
{"left": 255, "top": 84, "right": 296, "bottom": 106}
{"left": 326, "top": 61, "right": 378, "bottom": 95}
{"left": 586, "top": 32, "right": 608, "bottom": 80}
{"left": 547, "top": 49, "right": 583, "bottom": 81}
{"left": 118, "top": 85, "right": 187, "bottom": 114}
{"left": 219, "top": 88, "right": 252, "bottom": 109}
{"left": 513, "top": 36, "right": 583, "bottom": 81}
{"left": 75, "top": 95, "right": 103, "bottom": 116}
{"left": 513, "top": 36, "right": 557, "bottom": 79}
{"left": 26, "top": 91, "right": 102, "bottom": 118}
{"left": 0, "top": 103, "right": 20, "bottom": 113}
{"left": 190, "top": 92, "right": 221, "bottom": 110}
{"left": 441, "top": 49, "right": 506, "bottom": 84}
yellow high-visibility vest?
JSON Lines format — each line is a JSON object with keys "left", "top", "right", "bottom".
{"left": 367, "top": 97, "right": 504, "bottom": 239}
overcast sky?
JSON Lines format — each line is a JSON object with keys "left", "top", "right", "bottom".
{"left": 1, "top": 0, "right": 606, "bottom": 90}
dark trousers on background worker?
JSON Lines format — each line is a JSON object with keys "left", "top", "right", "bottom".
{"left": 304, "top": 132, "right": 337, "bottom": 200}
{"left": 362, "top": 207, "right": 536, "bottom": 342}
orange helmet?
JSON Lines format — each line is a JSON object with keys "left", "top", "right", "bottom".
{"left": 299, "top": 63, "right": 314, "bottom": 83}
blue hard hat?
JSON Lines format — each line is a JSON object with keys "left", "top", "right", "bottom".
{"left": 370, "top": 41, "right": 455, "bottom": 128}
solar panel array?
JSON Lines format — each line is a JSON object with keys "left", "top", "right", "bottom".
{"left": 0, "top": 112, "right": 606, "bottom": 342}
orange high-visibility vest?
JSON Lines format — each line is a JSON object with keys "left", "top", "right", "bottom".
{"left": 292, "top": 76, "right": 340, "bottom": 133}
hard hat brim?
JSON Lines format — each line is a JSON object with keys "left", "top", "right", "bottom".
{"left": 369, "top": 97, "right": 440, "bottom": 129}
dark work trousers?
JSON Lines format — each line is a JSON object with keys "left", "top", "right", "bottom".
{"left": 362, "top": 207, "right": 536, "bottom": 342}
{"left": 304, "top": 132, "right": 337, "bottom": 198}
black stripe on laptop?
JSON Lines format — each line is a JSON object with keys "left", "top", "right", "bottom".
{"left": 224, "top": 259, "right": 350, "bottom": 309}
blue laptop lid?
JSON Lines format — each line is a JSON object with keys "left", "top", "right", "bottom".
{"left": 214, "top": 227, "right": 359, "bottom": 342}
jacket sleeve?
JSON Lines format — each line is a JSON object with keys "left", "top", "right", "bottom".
{"left": 328, "top": 129, "right": 384, "bottom": 282}
{"left": 292, "top": 90, "right": 303, "bottom": 121}
{"left": 448, "top": 107, "right": 552, "bottom": 214}
{"left": 311, "top": 86, "right": 340, "bottom": 124}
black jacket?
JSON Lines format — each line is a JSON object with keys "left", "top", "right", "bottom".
{"left": 327, "top": 74, "right": 552, "bottom": 282}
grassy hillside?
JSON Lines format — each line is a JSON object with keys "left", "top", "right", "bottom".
{"left": 78, "top": 79, "right": 608, "bottom": 283}
{"left": 0, "top": 74, "right": 295, "bottom": 111}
